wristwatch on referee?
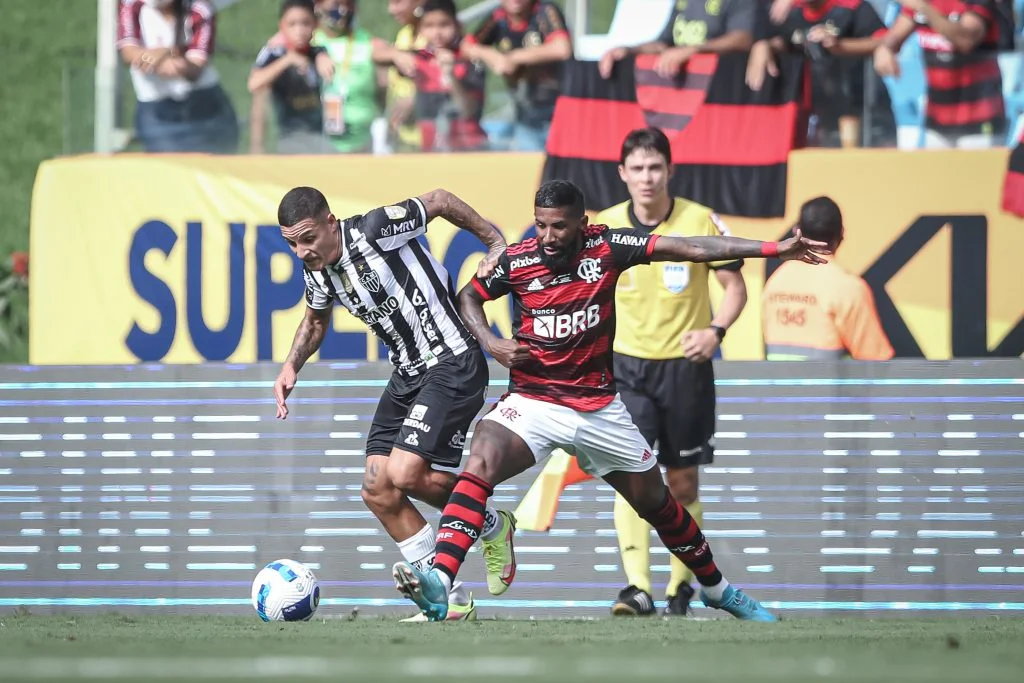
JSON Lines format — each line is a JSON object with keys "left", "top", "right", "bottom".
{"left": 710, "top": 325, "right": 727, "bottom": 342}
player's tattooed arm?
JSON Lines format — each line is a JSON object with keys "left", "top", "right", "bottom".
{"left": 417, "top": 189, "right": 506, "bottom": 256}
{"left": 284, "top": 305, "right": 332, "bottom": 372}
{"left": 274, "top": 305, "right": 331, "bottom": 419}
{"left": 649, "top": 230, "right": 831, "bottom": 265}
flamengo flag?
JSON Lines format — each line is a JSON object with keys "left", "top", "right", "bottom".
{"left": 542, "top": 53, "right": 808, "bottom": 218}
{"left": 1003, "top": 126, "right": 1024, "bottom": 217}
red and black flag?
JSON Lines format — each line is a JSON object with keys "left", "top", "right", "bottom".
{"left": 542, "top": 53, "right": 808, "bottom": 218}
{"left": 1003, "top": 125, "right": 1024, "bottom": 218}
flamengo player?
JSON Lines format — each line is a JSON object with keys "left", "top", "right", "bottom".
{"left": 392, "top": 180, "right": 830, "bottom": 621}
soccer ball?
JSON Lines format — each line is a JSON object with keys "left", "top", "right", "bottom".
{"left": 251, "top": 559, "right": 321, "bottom": 622}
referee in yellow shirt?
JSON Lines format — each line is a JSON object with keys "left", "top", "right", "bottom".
{"left": 602, "top": 128, "right": 748, "bottom": 617}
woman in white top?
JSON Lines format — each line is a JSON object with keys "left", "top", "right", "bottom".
{"left": 117, "top": 0, "right": 239, "bottom": 153}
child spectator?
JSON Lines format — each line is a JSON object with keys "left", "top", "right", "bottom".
{"left": 248, "top": 0, "right": 336, "bottom": 154}
{"left": 463, "top": 0, "right": 573, "bottom": 151}
{"left": 406, "top": 0, "right": 488, "bottom": 151}
{"left": 385, "top": 0, "right": 428, "bottom": 151}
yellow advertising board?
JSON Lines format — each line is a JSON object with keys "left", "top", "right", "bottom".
{"left": 29, "top": 150, "right": 1023, "bottom": 364}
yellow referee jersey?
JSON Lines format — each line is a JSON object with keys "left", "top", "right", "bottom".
{"left": 600, "top": 198, "right": 741, "bottom": 360}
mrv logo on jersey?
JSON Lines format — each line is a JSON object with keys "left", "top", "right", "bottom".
{"left": 533, "top": 304, "right": 601, "bottom": 339}
{"left": 380, "top": 219, "right": 419, "bottom": 238}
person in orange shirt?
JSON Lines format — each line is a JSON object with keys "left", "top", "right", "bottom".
{"left": 762, "top": 196, "right": 894, "bottom": 360}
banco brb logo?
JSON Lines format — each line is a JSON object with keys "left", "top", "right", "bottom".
{"left": 534, "top": 304, "right": 602, "bottom": 339}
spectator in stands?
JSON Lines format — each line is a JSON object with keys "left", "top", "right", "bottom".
{"left": 875, "top": 0, "right": 1006, "bottom": 148}
{"left": 599, "top": 0, "right": 756, "bottom": 80}
{"left": 117, "top": 0, "right": 239, "bottom": 153}
{"left": 313, "top": 0, "right": 383, "bottom": 154}
{"left": 377, "top": 0, "right": 488, "bottom": 152}
{"left": 993, "top": 0, "right": 1018, "bottom": 50}
{"left": 248, "top": 0, "right": 337, "bottom": 154}
{"left": 762, "top": 196, "right": 894, "bottom": 361}
{"left": 462, "top": 0, "right": 573, "bottom": 151}
{"left": 755, "top": 0, "right": 897, "bottom": 148}
{"left": 386, "top": 0, "right": 427, "bottom": 151}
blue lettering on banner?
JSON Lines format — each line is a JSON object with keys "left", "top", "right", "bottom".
{"left": 186, "top": 221, "right": 246, "bottom": 361}
{"left": 126, "top": 220, "right": 178, "bottom": 362}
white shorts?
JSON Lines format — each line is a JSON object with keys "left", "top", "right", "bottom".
{"left": 481, "top": 392, "right": 656, "bottom": 478}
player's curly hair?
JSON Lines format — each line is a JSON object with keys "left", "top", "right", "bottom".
{"left": 534, "top": 180, "right": 585, "bottom": 218}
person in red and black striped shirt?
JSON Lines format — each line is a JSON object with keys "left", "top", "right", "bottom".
{"left": 875, "top": 0, "right": 1006, "bottom": 147}
{"left": 411, "top": 0, "right": 488, "bottom": 151}
{"left": 389, "top": 180, "right": 831, "bottom": 622}
{"left": 376, "top": 0, "right": 488, "bottom": 152}
{"left": 461, "top": 0, "right": 572, "bottom": 151}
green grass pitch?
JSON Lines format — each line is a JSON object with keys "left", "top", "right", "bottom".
{"left": 1, "top": 614, "right": 1022, "bottom": 682}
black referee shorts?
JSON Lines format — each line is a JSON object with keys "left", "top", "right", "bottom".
{"left": 365, "top": 346, "right": 488, "bottom": 468}
{"left": 614, "top": 352, "right": 716, "bottom": 469}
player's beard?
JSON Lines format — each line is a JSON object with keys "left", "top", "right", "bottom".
{"left": 539, "top": 245, "right": 577, "bottom": 273}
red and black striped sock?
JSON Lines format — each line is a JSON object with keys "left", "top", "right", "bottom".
{"left": 432, "top": 472, "right": 493, "bottom": 583}
{"left": 642, "top": 494, "right": 724, "bottom": 587}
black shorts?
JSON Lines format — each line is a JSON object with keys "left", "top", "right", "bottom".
{"left": 365, "top": 347, "right": 489, "bottom": 468}
{"left": 614, "top": 352, "right": 716, "bottom": 469}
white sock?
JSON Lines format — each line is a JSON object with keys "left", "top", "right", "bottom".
{"left": 480, "top": 505, "right": 503, "bottom": 541}
{"left": 396, "top": 524, "right": 467, "bottom": 604}
{"left": 397, "top": 523, "right": 436, "bottom": 573}
{"left": 701, "top": 577, "right": 729, "bottom": 602}
{"left": 448, "top": 579, "right": 470, "bottom": 605}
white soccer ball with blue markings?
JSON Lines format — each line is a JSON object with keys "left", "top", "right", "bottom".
{"left": 251, "top": 559, "right": 321, "bottom": 622}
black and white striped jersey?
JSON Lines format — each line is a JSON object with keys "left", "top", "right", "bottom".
{"left": 302, "top": 197, "right": 476, "bottom": 375}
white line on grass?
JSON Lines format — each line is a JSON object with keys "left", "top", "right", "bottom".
{"left": 0, "top": 656, "right": 967, "bottom": 680}
{"left": 4, "top": 658, "right": 537, "bottom": 679}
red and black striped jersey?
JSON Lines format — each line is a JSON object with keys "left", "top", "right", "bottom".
{"left": 903, "top": 0, "right": 1005, "bottom": 132}
{"left": 471, "top": 224, "right": 659, "bottom": 412}
{"left": 464, "top": 1, "right": 570, "bottom": 126}
{"left": 412, "top": 45, "right": 487, "bottom": 151}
